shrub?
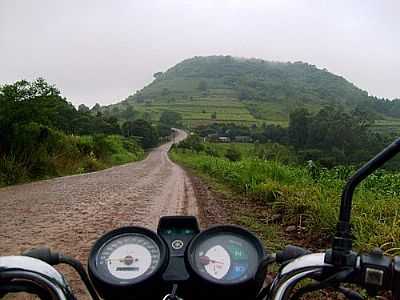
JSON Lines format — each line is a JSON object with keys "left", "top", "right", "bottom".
{"left": 0, "top": 155, "right": 28, "bottom": 185}
{"left": 225, "top": 147, "right": 241, "bottom": 161}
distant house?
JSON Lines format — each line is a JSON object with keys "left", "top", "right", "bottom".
{"left": 206, "top": 133, "right": 218, "bottom": 142}
{"left": 218, "top": 137, "right": 231, "bottom": 143}
{"left": 234, "top": 136, "right": 253, "bottom": 143}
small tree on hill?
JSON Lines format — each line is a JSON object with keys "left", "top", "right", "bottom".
{"left": 160, "top": 111, "right": 182, "bottom": 127}
{"left": 198, "top": 80, "right": 208, "bottom": 92}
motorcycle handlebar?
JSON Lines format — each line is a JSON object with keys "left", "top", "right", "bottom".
{"left": 269, "top": 250, "right": 400, "bottom": 300}
{"left": 2, "top": 248, "right": 399, "bottom": 300}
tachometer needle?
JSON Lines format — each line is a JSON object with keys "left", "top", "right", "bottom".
{"left": 199, "top": 256, "right": 224, "bottom": 265}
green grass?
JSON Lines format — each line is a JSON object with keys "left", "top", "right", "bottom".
{"left": 171, "top": 144, "right": 400, "bottom": 254}
{"left": 0, "top": 133, "right": 145, "bottom": 187}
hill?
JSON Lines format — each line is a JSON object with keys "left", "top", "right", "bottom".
{"left": 106, "top": 56, "right": 400, "bottom": 131}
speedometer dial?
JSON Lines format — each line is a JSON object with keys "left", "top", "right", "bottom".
{"left": 88, "top": 226, "right": 168, "bottom": 297}
{"left": 97, "top": 234, "right": 160, "bottom": 281}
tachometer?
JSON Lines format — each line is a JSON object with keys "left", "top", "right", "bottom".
{"left": 186, "top": 225, "right": 267, "bottom": 299}
{"left": 190, "top": 230, "right": 261, "bottom": 284}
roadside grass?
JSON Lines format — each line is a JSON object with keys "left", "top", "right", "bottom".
{"left": 0, "top": 131, "right": 145, "bottom": 187}
{"left": 183, "top": 166, "right": 288, "bottom": 251}
{"left": 170, "top": 146, "right": 400, "bottom": 255}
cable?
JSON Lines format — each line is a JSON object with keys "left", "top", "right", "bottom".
{"left": 59, "top": 255, "right": 101, "bottom": 300}
{"left": 291, "top": 268, "right": 354, "bottom": 300}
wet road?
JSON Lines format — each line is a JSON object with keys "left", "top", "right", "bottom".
{"left": 0, "top": 129, "right": 198, "bottom": 297}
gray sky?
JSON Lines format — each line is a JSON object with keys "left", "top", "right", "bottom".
{"left": 1, "top": 0, "right": 399, "bottom": 107}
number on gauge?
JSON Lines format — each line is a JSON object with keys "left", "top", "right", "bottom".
{"left": 96, "top": 234, "right": 161, "bottom": 281}
{"left": 193, "top": 234, "right": 259, "bottom": 283}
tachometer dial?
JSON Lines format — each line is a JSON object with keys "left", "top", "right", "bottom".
{"left": 200, "top": 245, "right": 231, "bottom": 279}
{"left": 187, "top": 225, "right": 265, "bottom": 285}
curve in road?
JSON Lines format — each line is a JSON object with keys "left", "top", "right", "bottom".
{"left": 0, "top": 129, "right": 198, "bottom": 296}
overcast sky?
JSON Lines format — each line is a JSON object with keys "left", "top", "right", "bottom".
{"left": 1, "top": 0, "right": 399, "bottom": 107}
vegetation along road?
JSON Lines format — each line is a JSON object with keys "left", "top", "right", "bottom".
{"left": 0, "top": 129, "right": 198, "bottom": 297}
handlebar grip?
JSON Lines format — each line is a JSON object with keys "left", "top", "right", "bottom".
{"left": 393, "top": 256, "right": 400, "bottom": 300}
{"left": 22, "top": 247, "right": 60, "bottom": 265}
{"left": 276, "top": 245, "right": 311, "bottom": 263}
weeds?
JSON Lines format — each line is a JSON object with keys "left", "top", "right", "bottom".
{"left": 0, "top": 127, "right": 145, "bottom": 186}
{"left": 171, "top": 144, "right": 400, "bottom": 254}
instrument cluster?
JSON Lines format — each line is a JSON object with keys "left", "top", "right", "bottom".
{"left": 88, "top": 217, "right": 266, "bottom": 300}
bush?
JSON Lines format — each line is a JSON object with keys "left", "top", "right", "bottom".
{"left": 204, "top": 146, "right": 220, "bottom": 157}
{"left": 0, "top": 126, "right": 145, "bottom": 185}
{"left": 225, "top": 147, "right": 242, "bottom": 162}
{"left": 0, "top": 155, "right": 28, "bottom": 185}
{"left": 177, "top": 135, "right": 204, "bottom": 152}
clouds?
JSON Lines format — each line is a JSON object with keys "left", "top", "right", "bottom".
{"left": 0, "top": 0, "right": 399, "bottom": 106}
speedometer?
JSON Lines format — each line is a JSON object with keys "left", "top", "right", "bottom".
{"left": 98, "top": 233, "right": 160, "bottom": 281}
{"left": 88, "top": 227, "right": 168, "bottom": 300}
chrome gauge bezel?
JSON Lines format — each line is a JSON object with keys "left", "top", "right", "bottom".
{"left": 88, "top": 227, "right": 168, "bottom": 287}
{"left": 186, "top": 225, "right": 265, "bottom": 286}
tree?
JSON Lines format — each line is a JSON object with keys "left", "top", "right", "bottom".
{"left": 177, "top": 135, "right": 204, "bottom": 152}
{"left": 198, "top": 80, "right": 208, "bottom": 92}
{"left": 143, "top": 112, "right": 152, "bottom": 122}
{"left": 288, "top": 108, "right": 309, "bottom": 149}
{"left": 159, "top": 111, "right": 182, "bottom": 127}
{"left": 78, "top": 104, "right": 90, "bottom": 113}
{"left": 161, "top": 88, "right": 170, "bottom": 96}
{"left": 263, "top": 125, "right": 288, "bottom": 144}
{"left": 91, "top": 103, "right": 101, "bottom": 113}
{"left": 122, "top": 119, "right": 159, "bottom": 149}
{"left": 239, "top": 88, "right": 251, "bottom": 100}
{"left": 153, "top": 72, "right": 163, "bottom": 79}
{"left": 122, "top": 105, "right": 139, "bottom": 121}
{"left": 211, "top": 112, "right": 217, "bottom": 120}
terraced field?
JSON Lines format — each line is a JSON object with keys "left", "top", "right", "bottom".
{"left": 133, "top": 96, "right": 259, "bottom": 126}
{"left": 372, "top": 118, "right": 400, "bottom": 134}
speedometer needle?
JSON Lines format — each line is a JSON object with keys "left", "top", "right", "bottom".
{"left": 106, "top": 256, "right": 139, "bottom": 264}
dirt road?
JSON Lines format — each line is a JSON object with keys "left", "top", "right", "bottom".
{"left": 0, "top": 129, "right": 198, "bottom": 297}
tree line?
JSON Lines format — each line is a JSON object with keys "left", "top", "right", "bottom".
{"left": 0, "top": 79, "right": 178, "bottom": 185}
{"left": 194, "top": 107, "right": 399, "bottom": 168}
{"left": 261, "top": 106, "right": 398, "bottom": 167}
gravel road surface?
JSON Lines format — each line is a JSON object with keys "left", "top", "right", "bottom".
{"left": 0, "top": 129, "right": 198, "bottom": 297}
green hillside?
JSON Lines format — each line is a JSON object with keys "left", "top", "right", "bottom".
{"left": 106, "top": 56, "right": 400, "bottom": 131}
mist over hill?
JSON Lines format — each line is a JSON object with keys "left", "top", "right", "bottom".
{"left": 138, "top": 56, "right": 370, "bottom": 105}
{"left": 106, "top": 56, "right": 400, "bottom": 128}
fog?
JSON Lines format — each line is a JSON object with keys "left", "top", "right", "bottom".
{"left": 0, "top": 0, "right": 399, "bottom": 106}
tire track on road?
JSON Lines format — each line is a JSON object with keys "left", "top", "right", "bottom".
{"left": 0, "top": 129, "right": 198, "bottom": 298}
